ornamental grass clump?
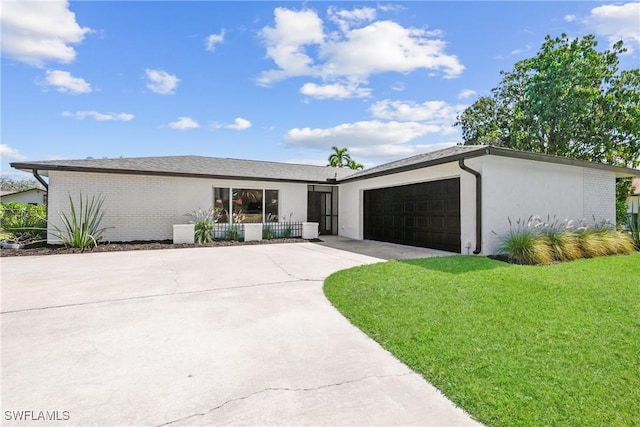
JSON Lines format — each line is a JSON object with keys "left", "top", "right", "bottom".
{"left": 52, "top": 193, "right": 108, "bottom": 251}
{"left": 498, "top": 216, "right": 552, "bottom": 265}
{"left": 500, "top": 216, "right": 636, "bottom": 265}
{"left": 539, "top": 217, "right": 583, "bottom": 262}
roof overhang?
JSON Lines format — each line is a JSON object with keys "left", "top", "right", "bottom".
{"left": 338, "top": 146, "right": 640, "bottom": 183}
{"left": 9, "top": 163, "right": 337, "bottom": 185}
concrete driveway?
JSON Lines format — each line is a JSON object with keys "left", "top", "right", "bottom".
{"left": 1, "top": 243, "right": 479, "bottom": 426}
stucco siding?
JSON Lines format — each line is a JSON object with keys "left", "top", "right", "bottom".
{"left": 47, "top": 171, "right": 308, "bottom": 243}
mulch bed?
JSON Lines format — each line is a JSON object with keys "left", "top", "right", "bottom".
{"left": 0, "top": 238, "right": 308, "bottom": 257}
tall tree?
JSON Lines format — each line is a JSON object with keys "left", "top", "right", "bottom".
{"left": 456, "top": 34, "right": 640, "bottom": 168}
{"left": 328, "top": 146, "right": 363, "bottom": 169}
{"left": 456, "top": 34, "right": 640, "bottom": 225}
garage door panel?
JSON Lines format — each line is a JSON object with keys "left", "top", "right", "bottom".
{"left": 364, "top": 178, "right": 460, "bottom": 253}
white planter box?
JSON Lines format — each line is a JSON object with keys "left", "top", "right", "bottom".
{"left": 244, "top": 223, "right": 263, "bottom": 242}
{"left": 173, "top": 224, "right": 195, "bottom": 244}
{"left": 302, "top": 222, "right": 319, "bottom": 239}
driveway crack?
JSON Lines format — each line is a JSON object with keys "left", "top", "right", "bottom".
{"left": 155, "top": 372, "right": 415, "bottom": 426}
{"left": 263, "top": 252, "right": 309, "bottom": 281}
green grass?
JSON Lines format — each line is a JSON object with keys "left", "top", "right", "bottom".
{"left": 324, "top": 254, "right": 640, "bottom": 427}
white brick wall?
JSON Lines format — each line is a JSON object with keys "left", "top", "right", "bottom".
{"left": 583, "top": 168, "right": 616, "bottom": 226}
{"left": 47, "top": 171, "right": 308, "bottom": 243}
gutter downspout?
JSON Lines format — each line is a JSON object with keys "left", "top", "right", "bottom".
{"left": 458, "top": 159, "right": 482, "bottom": 254}
{"left": 32, "top": 169, "right": 48, "bottom": 190}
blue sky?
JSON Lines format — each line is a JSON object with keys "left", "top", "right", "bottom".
{"left": 2, "top": 1, "right": 639, "bottom": 178}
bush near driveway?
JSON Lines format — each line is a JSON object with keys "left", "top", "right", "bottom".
{"left": 325, "top": 254, "right": 640, "bottom": 427}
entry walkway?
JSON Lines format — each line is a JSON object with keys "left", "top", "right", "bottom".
{"left": 313, "top": 235, "right": 455, "bottom": 260}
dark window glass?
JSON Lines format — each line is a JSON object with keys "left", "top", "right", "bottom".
{"left": 265, "top": 190, "right": 279, "bottom": 222}
{"left": 233, "top": 189, "right": 263, "bottom": 223}
{"left": 214, "top": 188, "right": 230, "bottom": 223}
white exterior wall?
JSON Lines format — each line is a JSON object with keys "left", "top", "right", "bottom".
{"left": 481, "top": 156, "right": 616, "bottom": 254}
{"left": 338, "top": 161, "right": 479, "bottom": 253}
{"left": 0, "top": 189, "right": 47, "bottom": 205}
{"left": 339, "top": 156, "right": 617, "bottom": 255}
{"left": 47, "top": 171, "right": 308, "bottom": 243}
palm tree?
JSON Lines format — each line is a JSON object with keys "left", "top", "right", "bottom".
{"left": 327, "top": 146, "right": 352, "bottom": 168}
{"left": 347, "top": 159, "right": 364, "bottom": 170}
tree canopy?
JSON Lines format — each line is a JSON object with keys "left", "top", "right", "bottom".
{"left": 327, "top": 146, "right": 364, "bottom": 170}
{"left": 0, "top": 177, "right": 45, "bottom": 192}
{"left": 456, "top": 34, "right": 640, "bottom": 169}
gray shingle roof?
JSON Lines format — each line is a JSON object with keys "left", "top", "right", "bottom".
{"left": 340, "top": 145, "right": 489, "bottom": 181}
{"left": 11, "top": 155, "right": 358, "bottom": 183}
{"left": 11, "top": 145, "right": 639, "bottom": 184}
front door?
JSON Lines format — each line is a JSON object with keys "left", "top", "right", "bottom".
{"left": 307, "top": 185, "right": 338, "bottom": 235}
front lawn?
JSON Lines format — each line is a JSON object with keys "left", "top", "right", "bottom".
{"left": 324, "top": 254, "right": 640, "bottom": 427}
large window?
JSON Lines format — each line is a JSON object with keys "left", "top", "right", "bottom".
{"left": 214, "top": 188, "right": 230, "bottom": 223}
{"left": 214, "top": 187, "right": 278, "bottom": 223}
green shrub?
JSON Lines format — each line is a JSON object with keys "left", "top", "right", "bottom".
{"left": 0, "top": 202, "right": 47, "bottom": 242}
{"left": 628, "top": 214, "right": 640, "bottom": 250}
{"left": 194, "top": 219, "right": 214, "bottom": 243}
{"left": 52, "top": 193, "right": 108, "bottom": 250}
{"left": 262, "top": 225, "right": 275, "bottom": 239}
{"left": 185, "top": 207, "right": 221, "bottom": 243}
{"left": 226, "top": 224, "right": 241, "bottom": 241}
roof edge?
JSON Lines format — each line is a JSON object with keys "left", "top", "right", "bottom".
{"left": 9, "top": 163, "right": 336, "bottom": 184}
{"left": 337, "top": 147, "right": 490, "bottom": 183}
{"left": 486, "top": 147, "right": 640, "bottom": 177}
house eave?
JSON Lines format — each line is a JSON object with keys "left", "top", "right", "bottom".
{"left": 10, "top": 163, "right": 337, "bottom": 185}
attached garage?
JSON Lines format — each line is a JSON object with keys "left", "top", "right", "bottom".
{"left": 363, "top": 178, "right": 461, "bottom": 253}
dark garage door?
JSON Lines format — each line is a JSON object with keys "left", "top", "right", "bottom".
{"left": 363, "top": 178, "right": 461, "bottom": 253}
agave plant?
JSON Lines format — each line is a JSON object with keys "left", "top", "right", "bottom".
{"left": 52, "top": 193, "right": 108, "bottom": 251}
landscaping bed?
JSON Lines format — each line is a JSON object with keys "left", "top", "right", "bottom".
{"left": 0, "top": 238, "right": 307, "bottom": 257}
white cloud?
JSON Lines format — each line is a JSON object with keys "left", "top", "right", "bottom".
{"left": 212, "top": 117, "right": 252, "bottom": 131}
{"left": 258, "top": 8, "right": 325, "bottom": 85}
{"left": 584, "top": 2, "right": 640, "bottom": 52}
{"left": 227, "top": 117, "right": 252, "bottom": 130}
{"left": 0, "top": 144, "right": 27, "bottom": 161}
{"left": 0, "top": 0, "right": 91, "bottom": 66}
{"left": 41, "top": 70, "right": 91, "bottom": 94}
{"left": 328, "top": 6, "right": 376, "bottom": 32}
{"left": 145, "top": 69, "right": 180, "bottom": 95}
{"left": 285, "top": 120, "right": 443, "bottom": 149}
{"left": 258, "top": 7, "right": 463, "bottom": 87}
{"left": 168, "top": 117, "right": 199, "bottom": 130}
{"left": 458, "top": 89, "right": 477, "bottom": 99}
{"left": 370, "top": 100, "right": 466, "bottom": 129}
{"left": 564, "top": 14, "right": 577, "bottom": 23}
{"left": 206, "top": 29, "right": 225, "bottom": 51}
{"left": 62, "top": 111, "right": 134, "bottom": 121}
{"left": 300, "top": 82, "right": 371, "bottom": 99}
